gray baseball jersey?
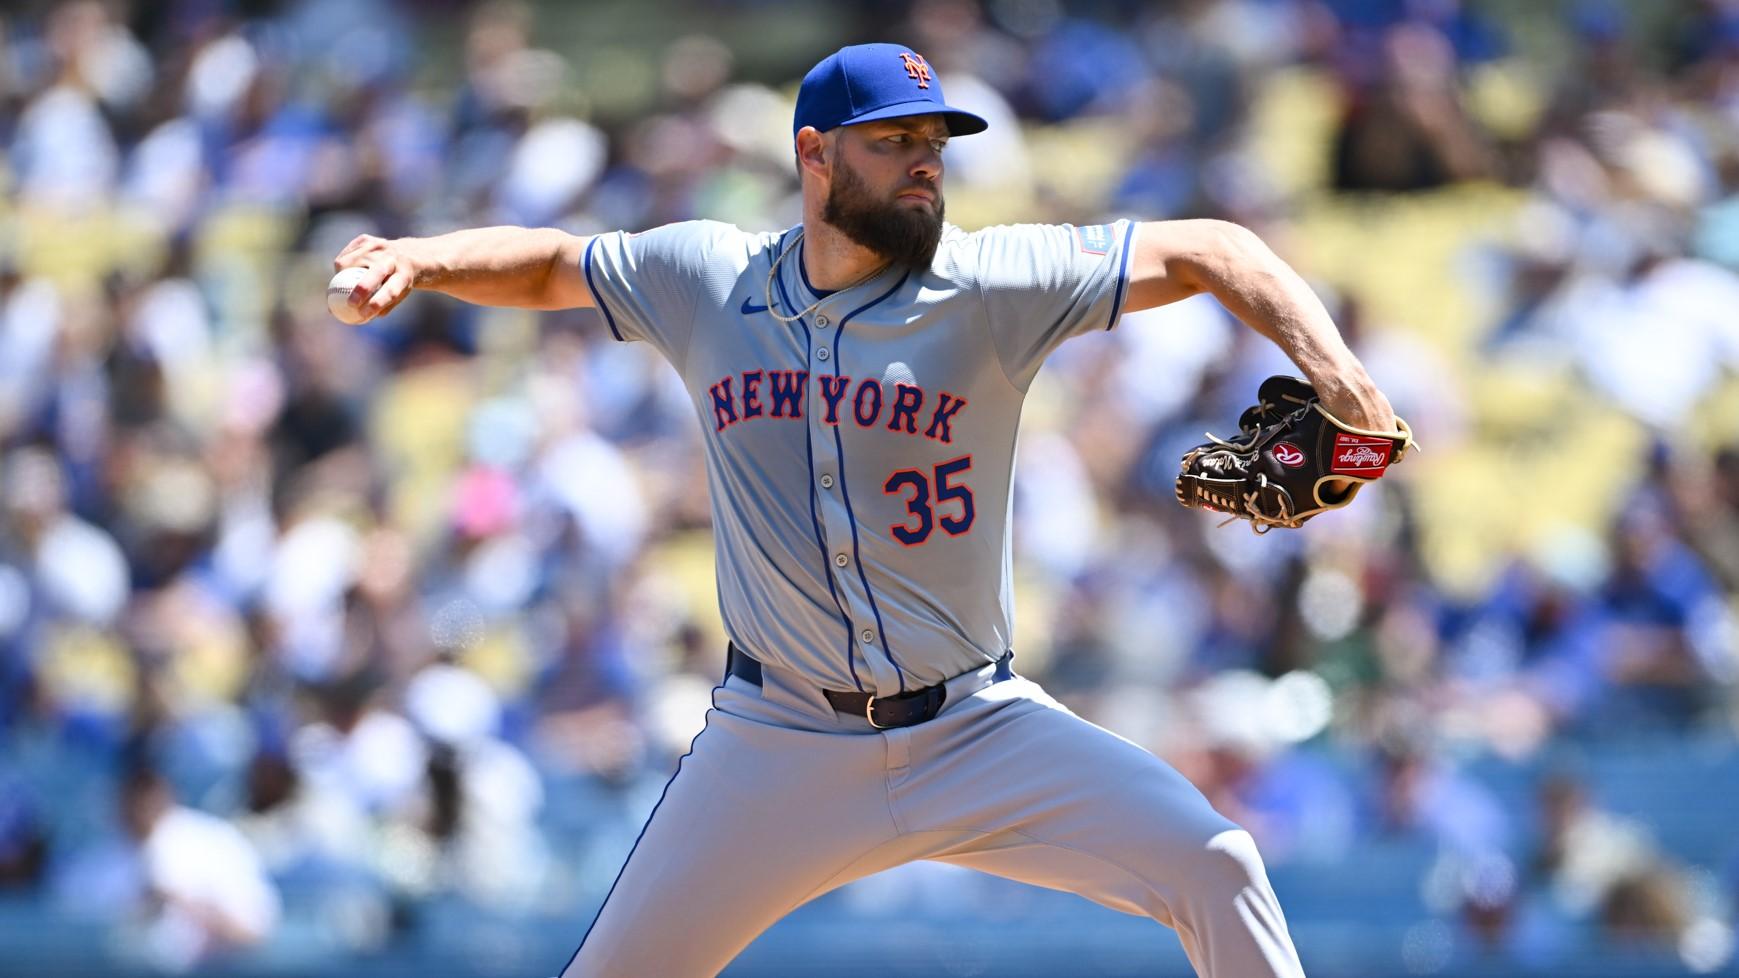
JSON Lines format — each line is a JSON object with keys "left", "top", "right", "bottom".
{"left": 564, "top": 219, "right": 1305, "bottom": 978}
{"left": 581, "top": 219, "right": 1134, "bottom": 695}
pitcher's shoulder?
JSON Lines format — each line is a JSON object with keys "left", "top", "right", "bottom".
{"left": 625, "top": 220, "right": 789, "bottom": 266}
{"left": 931, "top": 222, "right": 996, "bottom": 276}
{"left": 944, "top": 221, "right": 1068, "bottom": 263}
{"left": 956, "top": 220, "right": 1132, "bottom": 279}
{"left": 935, "top": 222, "right": 1069, "bottom": 284}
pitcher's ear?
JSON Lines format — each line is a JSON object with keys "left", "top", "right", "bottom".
{"left": 796, "top": 127, "right": 831, "bottom": 172}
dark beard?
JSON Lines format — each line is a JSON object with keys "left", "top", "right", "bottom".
{"left": 822, "top": 158, "right": 945, "bottom": 270}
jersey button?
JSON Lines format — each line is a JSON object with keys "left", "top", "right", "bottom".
{"left": 816, "top": 348, "right": 830, "bottom": 361}
{"left": 816, "top": 315, "right": 829, "bottom": 328}
{"left": 834, "top": 553, "right": 849, "bottom": 567}
{"left": 860, "top": 629, "right": 875, "bottom": 644}
{"left": 819, "top": 474, "right": 835, "bottom": 489}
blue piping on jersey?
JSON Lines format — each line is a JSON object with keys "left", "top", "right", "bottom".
{"left": 559, "top": 682, "right": 722, "bottom": 975}
{"left": 825, "top": 269, "right": 914, "bottom": 693}
{"left": 770, "top": 231, "right": 864, "bottom": 691}
{"left": 1106, "top": 219, "right": 1135, "bottom": 331}
{"left": 583, "top": 235, "right": 625, "bottom": 342}
{"left": 797, "top": 238, "right": 837, "bottom": 298}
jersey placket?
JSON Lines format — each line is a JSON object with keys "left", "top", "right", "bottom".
{"left": 778, "top": 254, "right": 906, "bottom": 695}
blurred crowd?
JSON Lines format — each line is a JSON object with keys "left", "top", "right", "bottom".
{"left": 2, "top": 0, "right": 1738, "bottom": 974}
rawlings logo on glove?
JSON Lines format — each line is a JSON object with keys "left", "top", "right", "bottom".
{"left": 1331, "top": 435, "right": 1393, "bottom": 475}
{"left": 1175, "top": 376, "right": 1414, "bottom": 533}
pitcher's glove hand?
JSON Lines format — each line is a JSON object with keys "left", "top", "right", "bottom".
{"left": 1175, "top": 376, "right": 1415, "bottom": 533}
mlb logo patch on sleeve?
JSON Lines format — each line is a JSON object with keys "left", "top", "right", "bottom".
{"left": 1074, "top": 224, "right": 1113, "bottom": 256}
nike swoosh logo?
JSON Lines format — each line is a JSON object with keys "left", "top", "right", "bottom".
{"left": 741, "top": 296, "right": 770, "bottom": 315}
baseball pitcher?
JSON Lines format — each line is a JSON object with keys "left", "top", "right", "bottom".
{"left": 332, "top": 43, "right": 1408, "bottom": 978}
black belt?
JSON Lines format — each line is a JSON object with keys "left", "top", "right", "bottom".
{"left": 725, "top": 642, "right": 1012, "bottom": 730}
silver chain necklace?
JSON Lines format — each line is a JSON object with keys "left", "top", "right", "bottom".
{"left": 763, "top": 228, "right": 888, "bottom": 324}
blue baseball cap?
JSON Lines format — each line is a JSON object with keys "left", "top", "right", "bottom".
{"left": 793, "top": 43, "right": 988, "bottom": 138}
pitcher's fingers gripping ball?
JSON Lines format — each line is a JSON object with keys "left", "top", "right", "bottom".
{"left": 326, "top": 266, "right": 375, "bottom": 325}
{"left": 327, "top": 234, "right": 416, "bottom": 324}
{"left": 1175, "top": 375, "right": 1415, "bottom": 532}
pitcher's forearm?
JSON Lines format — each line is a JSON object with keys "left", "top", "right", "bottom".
{"left": 1181, "top": 222, "right": 1393, "bottom": 431}
{"left": 401, "top": 226, "right": 590, "bottom": 309}
{"left": 332, "top": 227, "right": 592, "bottom": 318}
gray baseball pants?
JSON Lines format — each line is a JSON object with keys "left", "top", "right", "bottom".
{"left": 559, "top": 656, "right": 1305, "bottom": 978}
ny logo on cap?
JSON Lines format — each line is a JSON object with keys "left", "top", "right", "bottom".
{"left": 899, "top": 52, "right": 932, "bottom": 89}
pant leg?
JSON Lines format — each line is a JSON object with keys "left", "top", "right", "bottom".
{"left": 896, "top": 677, "right": 1305, "bottom": 978}
{"left": 559, "top": 678, "right": 899, "bottom": 978}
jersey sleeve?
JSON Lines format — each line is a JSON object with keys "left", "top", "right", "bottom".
{"left": 581, "top": 220, "right": 738, "bottom": 362}
{"left": 971, "top": 220, "right": 1137, "bottom": 388}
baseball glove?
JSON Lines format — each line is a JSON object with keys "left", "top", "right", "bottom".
{"left": 1175, "top": 376, "right": 1414, "bottom": 533}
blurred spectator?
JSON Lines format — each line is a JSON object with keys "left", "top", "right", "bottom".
{"left": 1331, "top": 18, "right": 1496, "bottom": 191}
{"left": 1528, "top": 773, "right": 1716, "bottom": 958}
{"left": 1599, "top": 497, "right": 1731, "bottom": 727}
{"left": 0, "top": 781, "right": 48, "bottom": 889}
{"left": 1446, "top": 851, "right": 1571, "bottom": 968}
{"left": 115, "top": 765, "right": 281, "bottom": 971}
{"left": 1367, "top": 739, "right": 1512, "bottom": 858}
{"left": 290, "top": 674, "right": 427, "bottom": 816}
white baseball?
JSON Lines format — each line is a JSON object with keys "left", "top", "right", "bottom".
{"left": 327, "top": 266, "right": 375, "bottom": 325}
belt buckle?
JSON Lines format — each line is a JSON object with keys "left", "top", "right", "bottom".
{"left": 864, "top": 695, "right": 888, "bottom": 730}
